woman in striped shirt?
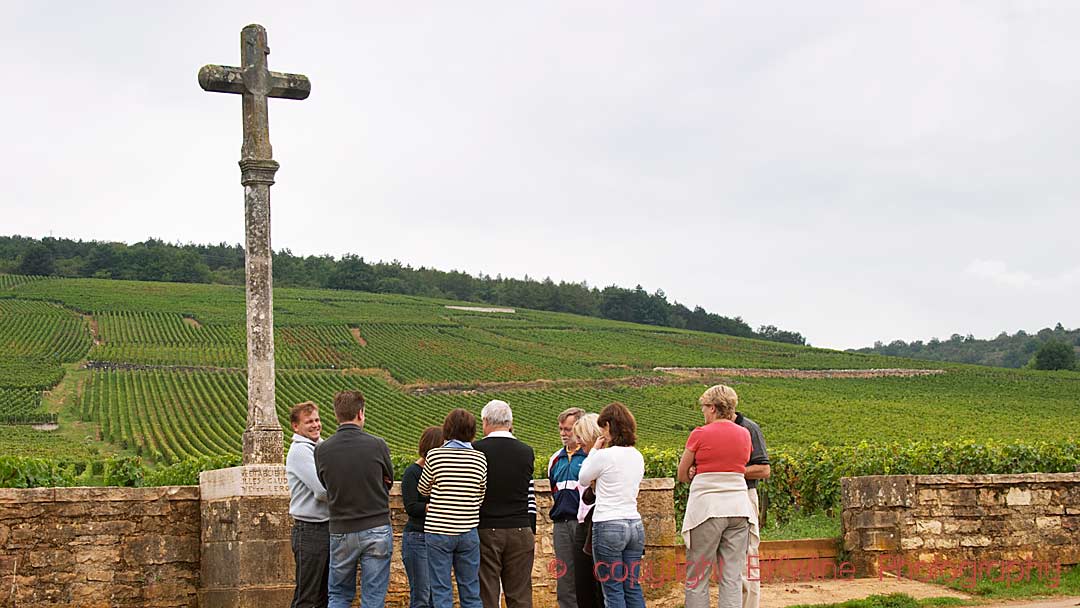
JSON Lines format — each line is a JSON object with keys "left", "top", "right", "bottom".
{"left": 418, "top": 408, "right": 488, "bottom": 608}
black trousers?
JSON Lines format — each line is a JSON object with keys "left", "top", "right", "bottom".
{"left": 291, "top": 519, "right": 330, "bottom": 608}
{"left": 572, "top": 520, "right": 605, "bottom": 608}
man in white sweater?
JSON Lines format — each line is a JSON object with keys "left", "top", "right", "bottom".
{"left": 286, "top": 401, "right": 330, "bottom": 608}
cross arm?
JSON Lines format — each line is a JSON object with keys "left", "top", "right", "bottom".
{"left": 198, "top": 65, "right": 311, "bottom": 100}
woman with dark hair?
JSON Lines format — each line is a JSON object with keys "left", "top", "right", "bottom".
{"left": 418, "top": 409, "right": 487, "bottom": 608}
{"left": 401, "top": 426, "right": 444, "bottom": 608}
{"left": 577, "top": 402, "right": 646, "bottom": 608}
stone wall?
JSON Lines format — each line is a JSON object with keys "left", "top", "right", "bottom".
{"left": 842, "top": 472, "right": 1080, "bottom": 576}
{"left": 1, "top": 476, "right": 676, "bottom": 607}
{"left": 528, "top": 478, "right": 678, "bottom": 605}
{"left": 348, "top": 477, "right": 677, "bottom": 607}
{"left": 206, "top": 474, "right": 679, "bottom": 607}
{"left": 0, "top": 486, "right": 200, "bottom": 608}
{"left": 655, "top": 367, "right": 945, "bottom": 379}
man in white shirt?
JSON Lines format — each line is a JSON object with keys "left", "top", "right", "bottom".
{"left": 286, "top": 401, "right": 330, "bottom": 608}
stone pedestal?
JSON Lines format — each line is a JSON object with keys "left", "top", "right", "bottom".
{"left": 199, "top": 465, "right": 294, "bottom": 608}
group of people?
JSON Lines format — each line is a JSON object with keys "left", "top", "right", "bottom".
{"left": 284, "top": 384, "right": 769, "bottom": 608}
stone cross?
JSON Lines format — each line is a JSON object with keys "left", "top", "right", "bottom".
{"left": 199, "top": 24, "right": 310, "bottom": 465}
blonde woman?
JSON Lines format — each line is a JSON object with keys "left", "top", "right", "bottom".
{"left": 570, "top": 412, "right": 604, "bottom": 608}
{"left": 677, "top": 385, "right": 755, "bottom": 608}
{"left": 573, "top": 413, "right": 601, "bottom": 453}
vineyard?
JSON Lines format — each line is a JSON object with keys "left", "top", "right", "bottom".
{"left": 0, "top": 299, "right": 91, "bottom": 364}
{"left": 70, "top": 365, "right": 1080, "bottom": 465}
{"left": 0, "top": 388, "right": 49, "bottom": 424}
{"left": 2, "top": 273, "right": 1079, "bottom": 500}
{"left": 0, "top": 274, "right": 45, "bottom": 290}
{"left": 0, "top": 294, "right": 91, "bottom": 425}
{"left": 9, "top": 277, "right": 909, "bottom": 382}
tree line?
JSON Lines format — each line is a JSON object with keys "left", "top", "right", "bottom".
{"left": 0, "top": 235, "right": 806, "bottom": 345}
{"left": 854, "top": 324, "right": 1080, "bottom": 370}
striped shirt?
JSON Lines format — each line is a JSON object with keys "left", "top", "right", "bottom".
{"left": 418, "top": 446, "right": 488, "bottom": 535}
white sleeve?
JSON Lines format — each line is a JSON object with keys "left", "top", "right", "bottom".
{"left": 287, "top": 445, "right": 327, "bottom": 502}
{"left": 577, "top": 450, "right": 605, "bottom": 486}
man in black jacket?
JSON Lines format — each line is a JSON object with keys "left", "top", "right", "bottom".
{"left": 473, "top": 399, "right": 535, "bottom": 608}
{"left": 315, "top": 390, "right": 394, "bottom": 608}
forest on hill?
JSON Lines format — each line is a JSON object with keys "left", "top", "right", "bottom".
{"left": 0, "top": 235, "right": 805, "bottom": 345}
{"left": 854, "top": 323, "right": 1080, "bottom": 369}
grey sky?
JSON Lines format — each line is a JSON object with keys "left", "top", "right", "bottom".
{"left": 3, "top": 1, "right": 1078, "bottom": 349}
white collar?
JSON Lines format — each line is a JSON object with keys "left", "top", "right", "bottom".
{"left": 486, "top": 430, "right": 515, "bottom": 439}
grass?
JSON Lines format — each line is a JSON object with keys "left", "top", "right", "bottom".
{"left": 787, "top": 595, "right": 971, "bottom": 608}
{"left": 761, "top": 510, "right": 840, "bottom": 541}
{"left": 804, "top": 563, "right": 1080, "bottom": 608}
{"left": 939, "top": 563, "right": 1080, "bottom": 599}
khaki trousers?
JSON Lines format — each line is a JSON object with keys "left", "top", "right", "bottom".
{"left": 685, "top": 516, "right": 749, "bottom": 608}
{"left": 743, "top": 488, "right": 761, "bottom": 608}
{"left": 478, "top": 527, "right": 534, "bottom": 608}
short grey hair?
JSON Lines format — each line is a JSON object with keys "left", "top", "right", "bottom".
{"left": 481, "top": 399, "right": 513, "bottom": 427}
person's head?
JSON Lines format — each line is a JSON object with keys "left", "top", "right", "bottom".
{"left": 442, "top": 408, "right": 477, "bottom": 443}
{"left": 572, "top": 413, "right": 601, "bottom": 453}
{"left": 698, "top": 384, "right": 738, "bottom": 423}
{"left": 417, "top": 426, "right": 443, "bottom": 461}
{"left": 558, "top": 407, "right": 586, "bottom": 449}
{"left": 597, "top": 402, "right": 637, "bottom": 447}
{"left": 481, "top": 399, "right": 513, "bottom": 435}
{"left": 333, "top": 390, "right": 365, "bottom": 426}
{"left": 289, "top": 401, "right": 322, "bottom": 441}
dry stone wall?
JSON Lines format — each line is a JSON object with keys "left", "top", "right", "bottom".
{"left": 655, "top": 367, "right": 945, "bottom": 379}
{"left": 0, "top": 486, "right": 200, "bottom": 608}
{"left": 0, "top": 477, "right": 676, "bottom": 608}
{"left": 842, "top": 472, "right": 1080, "bottom": 576}
{"left": 528, "top": 478, "right": 678, "bottom": 605}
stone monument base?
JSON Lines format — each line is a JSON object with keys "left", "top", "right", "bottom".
{"left": 199, "top": 465, "right": 294, "bottom": 608}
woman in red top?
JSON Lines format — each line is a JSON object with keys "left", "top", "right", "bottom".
{"left": 677, "top": 385, "right": 754, "bottom": 608}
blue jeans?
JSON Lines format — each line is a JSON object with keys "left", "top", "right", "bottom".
{"left": 426, "top": 529, "right": 482, "bottom": 608}
{"left": 592, "top": 519, "right": 646, "bottom": 608}
{"left": 328, "top": 524, "right": 393, "bottom": 608}
{"left": 402, "top": 530, "right": 433, "bottom": 608}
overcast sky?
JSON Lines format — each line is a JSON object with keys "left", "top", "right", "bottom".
{"left": 3, "top": 1, "right": 1078, "bottom": 349}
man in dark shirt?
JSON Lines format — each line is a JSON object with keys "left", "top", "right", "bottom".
{"left": 315, "top": 390, "right": 394, "bottom": 608}
{"left": 473, "top": 400, "right": 535, "bottom": 608}
{"left": 735, "top": 410, "right": 770, "bottom": 608}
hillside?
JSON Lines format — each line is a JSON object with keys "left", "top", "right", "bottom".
{"left": 2, "top": 275, "right": 1079, "bottom": 465}
{"left": 0, "top": 235, "right": 806, "bottom": 345}
{"left": 854, "top": 324, "right": 1080, "bottom": 369}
